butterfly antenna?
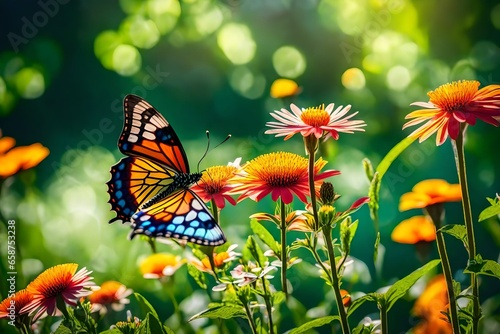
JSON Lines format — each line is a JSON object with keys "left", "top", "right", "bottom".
{"left": 196, "top": 131, "right": 232, "bottom": 173}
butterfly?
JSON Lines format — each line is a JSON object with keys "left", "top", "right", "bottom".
{"left": 107, "top": 94, "right": 226, "bottom": 246}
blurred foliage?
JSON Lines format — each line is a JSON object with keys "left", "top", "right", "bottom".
{"left": 1, "top": 0, "right": 500, "bottom": 333}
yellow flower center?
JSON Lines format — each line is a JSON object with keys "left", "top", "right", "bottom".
{"left": 428, "top": 80, "right": 479, "bottom": 111}
{"left": 300, "top": 105, "right": 330, "bottom": 127}
{"left": 200, "top": 165, "right": 237, "bottom": 194}
{"left": 27, "top": 264, "right": 77, "bottom": 298}
{"left": 246, "top": 152, "right": 307, "bottom": 187}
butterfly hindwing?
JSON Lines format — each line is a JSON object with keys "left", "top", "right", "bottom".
{"left": 107, "top": 157, "right": 175, "bottom": 223}
{"left": 130, "top": 189, "right": 226, "bottom": 246}
{"left": 120, "top": 94, "right": 189, "bottom": 174}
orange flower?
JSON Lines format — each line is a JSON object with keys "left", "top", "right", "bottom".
{"left": 0, "top": 136, "right": 49, "bottom": 178}
{"left": 190, "top": 158, "right": 240, "bottom": 209}
{"left": 340, "top": 289, "right": 351, "bottom": 307}
{"left": 22, "top": 264, "right": 95, "bottom": 321}
{"left": 391, "top": 216, "right": 436, "bottom": 244}
{"left": 399, "top": 179, "right": 461, "bottom": 212}
{"left": 270, "top": 78, "right": 301, "bottom": 98}
{"left": 88, "top": 281, "right": 132, "bottom": 314}
{"left": 403, "top": 80, "right": 500, "bottom": 145}
{"left": 230, "top": 152, "right": 340, "bottom": 204}
{"left": 266, "top": 103, "right": 366, "bottom": 141}
{"left": 412, "top": 274, "right": 452, "bottom": 334}
{"left": 139, "top": 253, "right": 185, "bottom": 279}
{"left": 192, "top": 244, "right": 239, "bottom": 272}
{"left": 0, "top": 289, "right": 34, "bottom": 320}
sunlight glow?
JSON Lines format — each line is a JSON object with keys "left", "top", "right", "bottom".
{"left": 217, "top": 23, "right": 256, "bottom": 65}
{"left": 112, "top": 44, "right": 142, "bottom": 76}
{"left": 272, "top": 46, "right": 306, "bottom": 78}
{"left": 14, "top": 67, "right": 45, "bottom": 99}
{"left": 341, "top": 68, "right": 366, "bottom": 90}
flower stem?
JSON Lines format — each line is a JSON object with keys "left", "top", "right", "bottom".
{"left": 261, "top": 277, "right": 275, "bottom": 334}
{"left": 380, "top": 303, "right": 388, "bottom": 334}
{"left": 280, "top": 199, "right": 288, "bottom": 296}
{"left": 452, "top": 125, "right": 480, "bottom": 333}
{"left": 242, "top": 300, "right": 258, "bottom": 334}
{"left": 323, "top": 226, "right": 350, "bottom": 334}
{"left": 307, "top": 143, "right": 320, "bottom": 231}
{"left": 210, "top": 198, "right": 219, "bottom": 223}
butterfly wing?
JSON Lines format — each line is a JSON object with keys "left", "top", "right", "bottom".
{"left": 130, "top": 189, "right": 226, "bottom": 246}
{"left": 119, "top": 94, "right": 190, "bottom": 174}
{"left": 107, "top": 157, "right": 175, "bottom": 223}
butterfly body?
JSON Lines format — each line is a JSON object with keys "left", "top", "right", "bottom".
{"left": 107, "top": 95, "right": 226, "bottom": 246}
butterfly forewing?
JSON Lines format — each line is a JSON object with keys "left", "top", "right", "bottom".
{"left": 121, "top": 94, "right": 190, "bottom": 174}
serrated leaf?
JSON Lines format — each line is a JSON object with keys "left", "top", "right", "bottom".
{"left": 478, "top": 204, "right": 500, "bottom": 222}
{"left": 250, "top": 219, "right": 279, "bottom": 254}
{"left": 134, "top": 293, "right": 159, "bottom": 320}
{"left": 464, "top": 255, "right": 500, "bottom": 279}
{"left": 452, "top": 279, "right": 461, "bottom": 298}
{"left": 187, "top": 263, "right": 207, "bottom": 289}
{"left": 53, "top": 325, "right": 72, "bottom": 334}
{"left": 347, "top": 293, "right": 380, "bottom": 317}
{"left": 189, "top": 304, "right": 247, "bottom": 321}
{"left": 288, "top": 315, "right": 340, "bottom": 334}
{"left": 138, "top": 313, "right": 166, "bottom": 334}
{"left": 385, "top": 259, "right": 440, "bottom": 311}
{"left": 440, "top": 224, "right": 467, "bottom": 243}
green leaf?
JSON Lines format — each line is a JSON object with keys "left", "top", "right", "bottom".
{"left": 187, "top": 263, "right": 207, "bottom": 289}
{"left": 439, "top": 224, "right": 467, "bottom": 243}
{"left": 99, "top": 330, "right": 122, "bottom": 334}
{"left": 288, "top": 315, "right": 340, "bottom": 334}
{"left": 374, "top": 232, "right": 380, "bottom": 265}
{"left": 53, "top": 325, "right": 73, "bottom": 334}
{"left": 464, "top": 254, "right": 500, "bottom": 279}
{"left": 134, "top": 293, "right": 159, "bottom": 320}
{"left": 367, "top": 171, "right": 381, "bottom": 229}
{"left": 245, "top": 235, "right": 267, "bottom": 266}
{"left": 340, "top": 217, "right": 357, "bottom": 256}
{"left": 352, "top": 323, "right": 374, "bottom": 334}
{"left": 347, "top": 293, "right": 380, "bottom": 317}
{"left": 478, "top": 203, "right": 500, "bottom": 222}
{"left": 452, "top": 279, "right": 461, "bottom": 298}
{"left": 385, "top": 259, "right": 441, "bottom": 311}
{"left": 250, "top": 219, "right": 279, "bottom": 254}
{"left": 273, "top": 291, "right": 287, "bottom": 306}
{"left": 189, "top": 303, "right": 247, "bottom": 321}
{"left": 138, "top": 313, "right": 167, "bottom": 334}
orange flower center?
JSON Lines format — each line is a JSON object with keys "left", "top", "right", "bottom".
{"left": 428, "top": 80, "right": 479, "bottom": 111}
{"left": 27, "top": 264, "right": 77, "bottom": 298}
{"left": 246, "top": 152, "right": 307, "bottom": 187}
{"left": 300, "top": 105, "right": 330, "bottom": 127}
{"left": 89, "top": 281, "right": 122, "bottom": 304}
{"left": 200, "top": 165, "right": 237, "bottom": 194}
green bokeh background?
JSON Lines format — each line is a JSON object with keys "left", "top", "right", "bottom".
{"left": 1, "top": 0, "right": 500, "bottom": 333}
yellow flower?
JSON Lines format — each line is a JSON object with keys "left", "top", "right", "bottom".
{"left": 0, "top": 136, "right": 49, "bottom": 178}
{"left": 399, "top": 179, "right": 461, "bottom": 212}
{"left": 22, "top": 264, "right": 95, "bottom": 321}
{"left": 391, "top": 216, "right": 436, "bottom": 244}
{"left": 139, "top": 253, "right": 185, "bottom": 279}
{"left": 230, "top": 152, "right": 339, "bottom": 204}
{"left": 404, "top": 80, "right": 500, "bottom": 145}
{"left": 270, "top": 78, "right": 301, "bottom": 98}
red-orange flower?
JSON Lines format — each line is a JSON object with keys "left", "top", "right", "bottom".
{"left": 391, "top": 216, "right": 436, "bottom": 244}
{"left": 22, "top": 264, "right": 95, "bottom": 321}
{"left": 412, "top": 274, "right": 452, "bottom": 334}
{"left": 191, "top": 158, "right": 240, "bottom": 209}
{"left": 0, "top": 136, "right": 49, "bottom": 178}
{"left": 403, "top": 80, "right": 500, "bottom": 145}
{"left": 0, "top": 289, "right": 34, "bottom": 320}
{"left": 230, "top": 152, "right": 339, "bottom": 204}
{"left": 88, "top": 281, "right": 132, "bottom": 314}
{"left": 139, "top": 253, "right": 185, "bottom": 279}
{"left": 266, "top": 103, "right": 366, "bottom": 141}
{"left": 399, "top": 179, "right": 461, "bottom": 212}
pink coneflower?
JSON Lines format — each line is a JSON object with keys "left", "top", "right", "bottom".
{"left": 22, "top": 264, "right": 95, "bottom": 321}
{"left": 265, "top": 103, "right": 366, "bottom": 141}
{"left": 230, "top": 152, "right": 339, "bottom": 204}
{"left": 403, "top": 80, "right": 500, "bottom": 145}
{"left": 88, "top": 281, "right": 133, "bottom": 314}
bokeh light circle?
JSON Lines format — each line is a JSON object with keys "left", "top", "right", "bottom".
{"left": 272, "top": 46, "right": 306, "bottom": 78}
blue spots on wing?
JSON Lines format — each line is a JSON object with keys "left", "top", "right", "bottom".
{"left": 118, "top": 199, "right": 126, "bottom": 208}
{"left": 194, "top": 228, "right": 207, "bottom": 238}
{"left": 115, "top": 180, "right": 122, "bottom": 189}
{"left": 198, "top": 211, "right": 211, "bottom": 222}
{"left": 122, "top": 143, "right": 129, "bottom": 151}
{"left": 116, "top": 190, "right": 123, "bottom": 199}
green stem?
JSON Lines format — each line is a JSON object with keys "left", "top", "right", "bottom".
{"left": 242, "top": 299, "right": 258, "bottom": 334}
{"left": 279, "top": 199, "right": 288, "bottom": 296}
{"left": 435, "top": 230, "right": 461, "bottom": 333}
{"left": 147, "top": 238, "right": 157, "bottom": 253}
{"left": 323, "top": 226, "right": 350, "bottom": 334}
{"left": 261, "top": 277, "right": 275, "bottom": 334}
{"left": 307, "top": 147, "right": 320, "bottom": 231}
{"left": 451, "top": 125, "right": 480, "bottom": 332}
{"left": 380, "top": 303, "right": 388, "bottom": 334}
{"left": 210, "top": 198, "right": 219, "bottom": 223}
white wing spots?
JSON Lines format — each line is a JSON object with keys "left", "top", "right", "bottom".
{"left": 185, "top": 210, "right": 197, "bottom": 222}
{"left": 144, "top": 123, "right": 156, "bottom": 132}
{"left": 128, "top": 134, "right": 139, "bottom": 143}
{"left": 132, "top": 120, "right": 141, "bottom": 127}
{"left": 150, "top": 115, "right": 167, "bottom": 128}
{"left": 142, "top": 131, "right": 156, "bottom": 140}
{"left": 140, "top": 214, "right": 151, "bottom": 221}
{"left": 191, "top": 200, "right": 203, "bottom": 211}
{"left": 132, "top": 113, "right": 141, "bottom": 120}
{"left": 130, "top": 127, "right": 140, "bottom": 134}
